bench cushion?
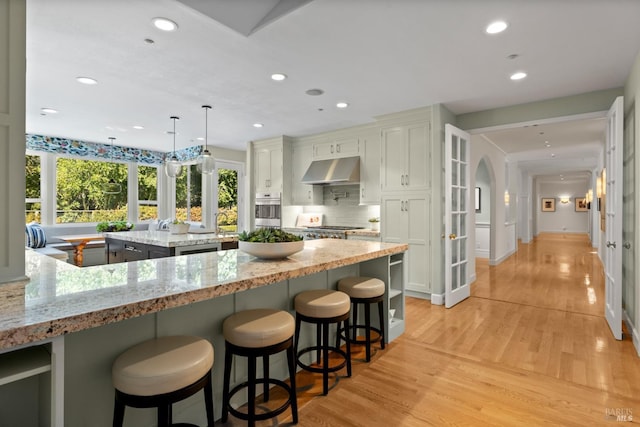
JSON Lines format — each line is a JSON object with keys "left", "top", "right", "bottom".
{"left": 30, "top": 246, "right": 69, "bottom": 261}
{"left": 25, "top": 223, "right": 47, "bottom": 248}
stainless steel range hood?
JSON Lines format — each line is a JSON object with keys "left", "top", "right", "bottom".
{"left": 301, "top": 156, "right": 360, "bottom": 185}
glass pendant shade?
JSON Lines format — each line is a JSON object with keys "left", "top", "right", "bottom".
{"left": 197, "top": 149, "right": 215, "bottom": 174}
{"left": 165, "top": 155, "right": 183, "bottom": 178}
{"left": 197, "top": 105, "right": 215, "bottom": 174}
{"left": 165, "top": 116, "right": 183, "bottom": 178}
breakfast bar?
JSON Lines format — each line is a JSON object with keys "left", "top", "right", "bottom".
{"left": 0, "top": 239, "right": 407, "bottom": 426}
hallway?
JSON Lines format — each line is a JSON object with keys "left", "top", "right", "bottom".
{"left": 292, "top": 233, "right": 640, "bottom": 425}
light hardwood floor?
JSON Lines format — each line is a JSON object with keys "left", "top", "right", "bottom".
{"left": 225, "top": 233, "right": 640, "bottom": 426}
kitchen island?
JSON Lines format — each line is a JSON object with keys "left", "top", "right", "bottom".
{"left": 0, "top": 239, "right": 407, "bottom": 426}
{"left": 103, "top": 229, "right": 239, "bottom": 263}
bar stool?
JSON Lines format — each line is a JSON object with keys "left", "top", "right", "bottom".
{"left": 338, "top": 276, "right": 386, "bottom": 362}
{"left": 111, "top": 335, "right": 214, "bottom": 427}
{"left": 222, "top": 308, "right": 298, "bottom": 426}
{"left": 294, "top": 289, "right": 352, "bottom": 396}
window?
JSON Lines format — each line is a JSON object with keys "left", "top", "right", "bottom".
{"left": 218, "top": 168, "right": 238, "bottom": 232}
{"left": 25, "top": 154, "right": 41, "bottom": 223}
{"left": 175, "top": 164, "right": 202, "bottom": 222}
{"left": 56, "top": 157, "right": 128, "bottom": 223}
{"left": 138, "top": 165, "right": 158, "bottom": 221}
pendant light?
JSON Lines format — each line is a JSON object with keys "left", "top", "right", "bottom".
{"left": 102, "top": 137, "right": 122, "bottom": 194}
{"left": 197, "top": 104, "right": 215, "bottom": 174}
{"left": 164, "top": 116, "right": 183, "bottom": 178}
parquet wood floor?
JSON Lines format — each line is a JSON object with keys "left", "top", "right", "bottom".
{"left": 223, "top": 233, "right": 640, "bottom": 426}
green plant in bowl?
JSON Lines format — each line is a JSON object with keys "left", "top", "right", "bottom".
{"left": 238, "top": 228, "right": 303, "bottom": 259}
{"left": 96, "top": 221, "right": 134, "bottom": 232}
{"left": 238, "top": 228, "right": 302, "bottom": 243}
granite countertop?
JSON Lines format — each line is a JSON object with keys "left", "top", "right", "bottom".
{"left": 0, "top": 240, "right": 407, "bottom": 350}
{"left": 103, "top": 229, "right": 238, "bottom": 247}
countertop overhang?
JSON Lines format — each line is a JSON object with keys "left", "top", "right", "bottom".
{"left": 0, "top": 240, "right": 407, "bottom": 350}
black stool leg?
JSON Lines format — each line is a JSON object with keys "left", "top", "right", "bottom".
{"left": 322, "top": 321, "right": 330, "bottom": 395}
{"left": 263, "top": 354, "right": 270, "bottom": 402}
{"left": 222, "top": 345, "right": 233, "bottom": 423}
{"left": 248, "top": 355, "right": 257, "bottom": 427}
{"left": 378, "top": 300, "right": 386, "bottom": 349}
{"left": 344, "top": 318, "right": 352, "bottom": 377}
{"left": 352, "top": 302, "right": 359, "bottom": 341}
{"left": 365, "top": 302, "right": 372, "bottom": 362}
{"left": 157, "top": 405, "right": 170, "bottom": 427}
{"left": 286, "top": 343, "right": 299, "bottom": 424}
{"left": 204, "top": 371, "right": 215, "bottom": 427}
{"left": 113, "top": 393, "right": 125, "bottom": 427}
{"left": 294, "top": 315, "right": 302, "bottom": 363}
{"left": 316, "top": 323, "right": 322, "bottom": 364}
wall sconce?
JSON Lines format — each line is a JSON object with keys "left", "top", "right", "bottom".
{"left": 559, "top": 196, "right": 571, "bottom": 204}
{"left": 504, "top": 190, "right": 510, "bottom": 206}
{"left": 596, "top": 176, "right": 602, "bottom": 198}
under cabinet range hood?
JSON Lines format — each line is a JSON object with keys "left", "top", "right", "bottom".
{"left": 301, "top": 156, "right": 360, "bottom": 185}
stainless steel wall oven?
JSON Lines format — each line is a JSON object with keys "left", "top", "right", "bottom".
{"left": 254, "top": 192, "right": 281, "bottom": 228}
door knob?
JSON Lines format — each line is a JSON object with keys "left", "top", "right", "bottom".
{"left": 624, "top": 242, "right": 631, "bottom": 249}
{"left": 449, "top": 234, "right": 457, "bottom": 240}
{"left": 606, "top": 241, "right": 617, "bottom": 248}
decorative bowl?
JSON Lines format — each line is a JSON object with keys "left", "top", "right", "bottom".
{"left": 239, "top": 240, "right": 304, "bottom": 259}
{"left": 169, "top": 223, "right": 190, "bottom": 234}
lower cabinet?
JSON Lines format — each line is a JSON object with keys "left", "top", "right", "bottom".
{"left": 381, "top": 192, "right": 431, "bottom": 295}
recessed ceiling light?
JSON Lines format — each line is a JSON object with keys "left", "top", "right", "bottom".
{"left": 271, "top": 73, "right": 287, "bottom": 81}
{"left": 336, "top": 102, "right": 349, "bottom": 109}
{"left": 486, "top": 21, "right": 508, "bottom": 34}
{"left": 510, "top": 72, "right": 527, "bottom": 80}
{"left": 196, "top": 137, "right": 204, "bottom": 141}
{"left": 152, "top": 17, "right": 178, "bottom": 32}
{"left": 253, "top": 123, "right": 264, "bottom": 128}
{"left": 306, "top": 88, "right": 324, "bottom": 96}
{"left": 41, "top": 107, "right": 58, "bottom": 114}
{"left": 133, "top": 125, "right": 144, "bottom": 130}
{"left": 76, "top": 76, "right": 98, "bottom": 85}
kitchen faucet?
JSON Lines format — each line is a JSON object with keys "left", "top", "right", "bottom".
{"left": 215, "top": 212, "right": 228, "bottom": 235}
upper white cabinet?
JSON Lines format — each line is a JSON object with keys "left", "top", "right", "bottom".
{"left": 254, "top": 141, "right": 282, "bottom": 194}
{"left": 359, "top": 132, "right": 381, "bottom": 205}
{"left": 291, "top": 144, "right": 323, "bottom": 205}
{"left": 381, "top": 122, "right": 430, "bottom": 192}
{"left": 313, "top": 137, "right": 360, "bottom": 159}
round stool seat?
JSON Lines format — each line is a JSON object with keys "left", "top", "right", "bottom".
{"left": 338, "top": 277, "right": 385, "bottom": 299}
{"left": 295, "top": 289, "right": 350, "bottom": 319}
{"left": 223, "top": 308, "right": 295, "bottom": 348}
{"left": 112, "top": 336, "right": 214, "bottom": 397}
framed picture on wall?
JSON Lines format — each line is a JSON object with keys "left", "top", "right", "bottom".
{"left": 541, "top": 197, "right": 555, "bottom": 212}
{"left": 575, "top": 197, "right": 588, "bottom": 212}
{"left": 475, "top": 187, "right": 481, "bottom": 212}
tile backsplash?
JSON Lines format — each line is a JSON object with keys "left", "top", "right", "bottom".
{"left": 282, "top": 185, "right": 380, "bottom": 228}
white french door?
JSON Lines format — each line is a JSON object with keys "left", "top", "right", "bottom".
{"left": 604, "top": 96, "right": 624, "bottom": 340}
{"left": 444, "top": 124, "right": 471, "bottom": 308}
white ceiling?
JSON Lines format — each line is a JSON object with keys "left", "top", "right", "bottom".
{"left": 26, "top": 0, "right": 640, "bottom": 180}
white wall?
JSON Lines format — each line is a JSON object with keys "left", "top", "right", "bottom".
{"left": 535, "top": 181, "right": 589, "bottom": 233}
{"left": 470, "top": 135, "right": 513, "bottom": 269}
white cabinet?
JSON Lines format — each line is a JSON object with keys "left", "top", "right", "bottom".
{"left": 359, "top": 132, "right": 381, "bottom": 205}
{"left": 381, "top": 122, "right": 430, "bottom": 192}
{"left": 291, "top": 144, "right": 322, "bottom": 205}
{"left": 359, "top": 251, "right": 406, "bottom": 342}
{"left": 313, "top": 137, "right": 360, "bottom": 159}
{"left": 254, "top": 142, "right": 282, "bottom": 193}
{"left": 381, "top": 193, "right": 431, "bottom": 294}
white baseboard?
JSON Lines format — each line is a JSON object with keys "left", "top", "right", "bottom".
{"left": 430, "top": 293, "right": 444, "bottom": 305}
{"left": 404, "top": 290, "right": 430, "bottom": 300}
{"left": 623, "top": 310, "right": 640, "bottom": 357}
{"left": 490, "top": 248, "right": 516, "bottom": 266}
{"left": 475, "top": 249, "right": 489, "bottom": 258}
{"left": 469, "top": 273, "right": 477, "bottom": 283}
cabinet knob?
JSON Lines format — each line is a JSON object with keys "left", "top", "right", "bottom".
{"left": 449, "top": 234, "right": 457, "bottom": 240}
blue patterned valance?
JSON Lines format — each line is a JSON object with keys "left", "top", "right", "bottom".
{"left": 26, "top": 134, "right": 202, "bottom": 165}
